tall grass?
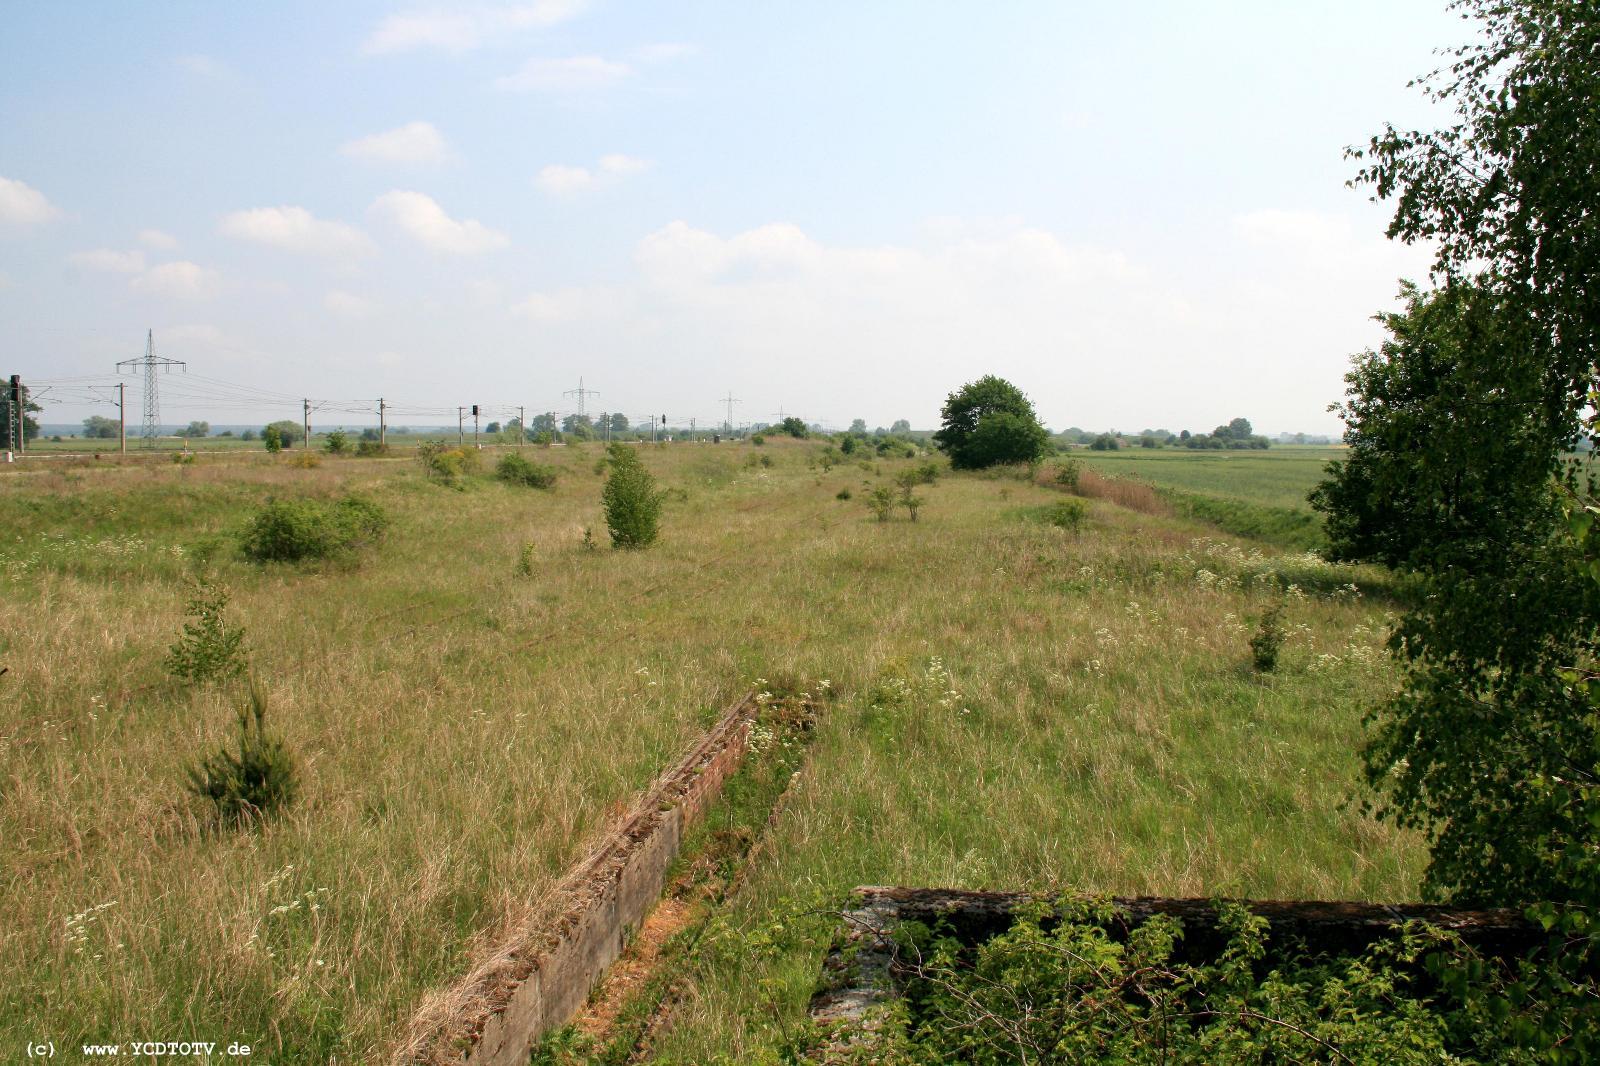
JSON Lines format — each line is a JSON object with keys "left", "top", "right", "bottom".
{"left": 0, "top": 438, "right": 1415, "bottom": 1062}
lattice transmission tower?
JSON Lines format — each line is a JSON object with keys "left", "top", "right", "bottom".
{"left": 564, "top": 377, "right": 599, "bottom": 418}
{"left": 116, "top": 329, "right": 185, "bottom": 447}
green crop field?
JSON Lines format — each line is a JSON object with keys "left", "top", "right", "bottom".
{"left": 0, "top": 440, "right": 1417, "bottom": 1063}
{"left": 1073, "top": 445, "right": 1342, "bottom": 511}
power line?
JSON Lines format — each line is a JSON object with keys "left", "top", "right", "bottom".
{"left": 115, "top": 329, "right": 185, "bottom": 447}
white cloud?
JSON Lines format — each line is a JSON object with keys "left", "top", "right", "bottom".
{"left": 536, "top": 154, "right": 652, "bottom": 195}
{"left": 138, "top": 228, "right": 179, "bottom": 250}
{"left": 495, "top": 55, "right": 631, "bottom": 92}
{"left": 363, "top": 2, "right": 589, "bottom": 55}
{"left": 131, "top": 261, "right": 217, "bottom": 300}
{"left": 218, "top": 205, "right": 374, "bottom": 257}
{"left": 69, "top": 249, "right": 147, "bottom": 274}
{"left": 341, "top": 121, "right": 449, "bottom": 164}
{"left": 0, "top": 177, "right": 60, "bottom": 226}
{"left": 1234, "top": 209, "right": 1353, "bottom": 249}
{"left": 369, "top": 190, "right": 509, "bottom": 254}
{"left": 324, "top": 289, "right": 376, "bottom": 318}
{"left": 633, "top": 42, "right": 698, "bottom": 63}
{"left": 163, "top": 323, "right": 227, "bottom": 345}
{"left": 177, "top": 54, "right": 231, "bottom": 79}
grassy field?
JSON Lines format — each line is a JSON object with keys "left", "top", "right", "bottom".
{"left": 0, "top": 439, "right": 1418, "bottom": 1063}
{"left": 1072, "top": 445, "right": 1341, "bottom": 510}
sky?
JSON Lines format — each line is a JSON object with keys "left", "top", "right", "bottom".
{"left": 0, "top": 1, "right": 1461, "bottom": 435}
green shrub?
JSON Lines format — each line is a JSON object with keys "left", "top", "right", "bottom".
{"left": 750, "top": 434, "right": 766, "bottom": 446}
{"left": 239, "top": 495, "right": 390, "bottom": 562}
{"left": 867, "top": 486, "right": 895, "bottom": 522}
{"left": 165, "top": 582, "right": 248, "bottom": 684}
{"left": 515, "top": 542, "right": 537, "bottom": 576}
{"left": 263, "top": 425, "right": 283, "bottom": 453}
{"left": 601, "top": 444, "right": 661, "bottom": 549}
{"left": 1053, "top": 459, "right": 1081, "bottom": 492}
{"left": 1045, "top": 498, "right": 1087, "bottom": 532}
{"left": 1250, "top": 602, "right": 1286, "bottom": 672}
{"left": 171, "top": 451, "right": 196, "bottom": 466}
{"left": 836, "top": 487, "right": 853, "bottom": 501}
{"left": 496, "top": 452, "right": 558, "bottom": 489}
{"left": 355, "top": 439, "right": 389, "bottom": 458}
{"left": 323, "top": 430, "right": 350, "bottom": 455}
{"left": 417, "top": 440, "right": 480, "bottom": 483}
{"left": 185, "top": 683, "right": 297, "bottom": 827}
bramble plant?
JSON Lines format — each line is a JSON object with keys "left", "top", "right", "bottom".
{"left": 601, "top": 443, "right": 661, "bottom": 549}
{"left": 185, "top": 682, "right": 298, "bottom": 827}
{"left": 165, "top": 581, "right": 248, "bottom": 684}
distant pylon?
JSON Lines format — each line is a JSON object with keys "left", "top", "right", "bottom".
{"left": 564, "top": 376, "right": 599, "bottom": 418}
{"left": 721, "top": 390, "right": 740, "bottom": 431}
{"left": 116, "top": 329, "right": 185, "bottom": 446}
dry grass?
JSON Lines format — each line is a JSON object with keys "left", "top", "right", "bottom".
{"left": 0, "top": 440, "right": 1420, "bottom": 1062}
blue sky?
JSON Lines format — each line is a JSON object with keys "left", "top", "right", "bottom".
{"left": 1, "top": 1, "right": 1458, "bottom": 433}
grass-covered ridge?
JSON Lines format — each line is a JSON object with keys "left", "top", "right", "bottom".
{"left": 0, "top": 440, "right": 1417, "bottom": 1061}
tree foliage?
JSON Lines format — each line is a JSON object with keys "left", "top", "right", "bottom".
{"left": 1313, "top": 0, "right": 1600, "bottom": 930}
{"left": 932, "top": 375, "right": 1049, "bottom": 470}
{"left": 601, "top": 444, "right": 661, "bottom": 549}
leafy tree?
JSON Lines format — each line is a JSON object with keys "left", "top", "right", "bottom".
{"left": 1089, "top": 433, "right": 1119, "bottom": 452}
{"left": 323, "top": 430, "right": 350, "bottom": 455}
{"left": 263, "top": 425, "right": 283, "bottom": 453}
{"left": 1226, "top": 417, "right": 1253, "bottom": 439}
{"left": 1315, "top": 0, "right": 1600, "bottom": 925}
{"left": 890, "top": 419, "right": 911, "bottom": 435}
{"left": 0, "top": 380, "right": 41, "bottom": 448}
{"left": 932, "top": 375, "right": 1050, "bottom": 469}
{"left": 601, "top": 444, "right": 661, "bottom": 549}
{"left": 83, "top": 415, "right": 119, "bottom": 439}
{"left": 179, "top": 420, "right": 210, "bottom": 438}
{"left": 263, "top": 419, "right": 303, "bottom": 445}
{"left": 484, "top": 420, "right": 500, "bottom": 435}
{"left": 778, "top": 416, "right": 809, "bottom": 438}
{"left": 530, "top": 413, "right": 558, "bottom": 434}
{"left": 849, "top": 418, "right": 867, "bottom": 434}
{"left": 608, "top": 412, "right": 629, "bottom": 433}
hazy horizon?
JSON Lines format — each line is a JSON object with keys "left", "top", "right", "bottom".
{"left": 3, "top": 2, "right": 1455, "bottom": 435}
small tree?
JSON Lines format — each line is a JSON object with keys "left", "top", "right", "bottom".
{"left": 323, "top": 430, "right": 350, "bottom": 455}
{"left": 186, "top": 682, "right": 297, "bottom": 826}
{"left": 933, "top": 376, "right": 1050, "bottom": 469}
{"left": 778, "top": 416, "right": 809, "bottom": 438}
{"left": 263, "top": 425, "right": 283, "bottom": 453}
{"left": 165, "top": 582, "right": 248, "bottom": 684}
{"left": 601, "top": 444, "right": 661, "bottom": 548}
{"left": 867, "top": 486, "right": 895, "bottom": 522}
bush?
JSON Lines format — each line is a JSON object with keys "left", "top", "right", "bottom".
{"left": 601, "top": 444, "right": 661, "bottom": 549}
{"left": 867, "top": 486, "right": 895, "bottom": 522}
{"left": 1250, "top": 602, "right": 1286, "bottom": 672}
{"left": 933, "top": 375, "right": 1051, "bottom": 469}
{"left": 836, "top": 488, "right": 853, "bottom": 501}
{"left": 239, "top": 495, "right": 390, "bottom": 562}
{"left": 323, "top": 430, "right": 350, "bottom": 455}
{"left": 286, "top": 451, "right": 321, "bottom": 469}
{"left": 496, "top": 452, "right": 558, "bottom": 489}
{"left": 1044, "top": 498, "right": 1087, "bottom": 532}
{"left": 263, "top": 425, "right": 283, "bottom": 453}
{"left": 417, "top": 441, "right": 480, "bottom": 483}
{"left": 185, "top": 683, "right": 297, "bottom": 826}
{"left": 1053, "top": 459, "right": 1081, "bottom": 492}
{"left": 515, "top": 542, "right": 537, "bottom": 576}
{"left": 355, "top": 439, "right": 389, "bottom": 458}
{"left": 165, "top": 582, "right": 248, "bottom": 684}
{"left": 750, "top": 434, "right": 766, "bottom": 446}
